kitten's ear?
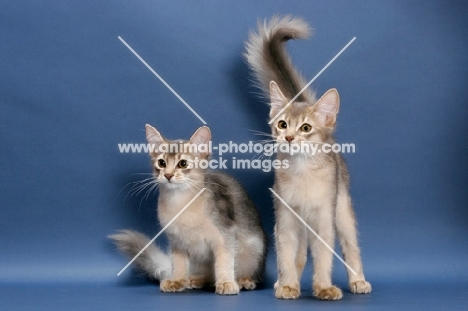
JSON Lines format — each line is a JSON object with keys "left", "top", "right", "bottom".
{"left": 269, "top": 81, "right": 288, "bottom": 118}
{"left": 145, "top": 124, "right": 165, "bottom": 150}
{"left": 313, "top": 88, "right": 340, "bottom": 127}
{"left": 190, "top": 126, "right": 211, "bottom": 158}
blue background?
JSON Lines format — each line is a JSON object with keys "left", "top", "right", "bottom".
{"left": 1, "top": 0, "right": 467, "bottom": 310}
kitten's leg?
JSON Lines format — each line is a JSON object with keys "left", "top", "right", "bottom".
{"left": 274, "top": 203, "right": 304, "bottom": 299}
{"left": 213, "top": 238, "right": 239, "bottom": 295}
{"left": 336, "top": 189, "right": 372, "bottom": 294}
{"left": 160, "top": 249, "right": 189, "bottom": 293}
{"left": 236, "top": 234, "right": 266, "bottom": 290}
{"left": 295, "top": 226, "right": 308, "bottom": 280}
{"left": 188, "top": 260, "right": 213, "bottom": 289}
{"left": 310, "top": 208, "right": 343, "bottom": 300}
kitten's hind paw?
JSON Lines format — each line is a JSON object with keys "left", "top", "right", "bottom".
{"left": 350, "top": 280, "right": 372, "bottom": 294}
{"left": 215, "top": 281, "right": 240, "bottom": 295}
{"left": 188, "top": 277, "right": 207, "bottom": 289}
{"left": 237, "top": 277, "right": 256, "bottom": 290}
{"left": 274, "top": 282, "right": 300, "bottom": 299}
{"left": 160, "top": 279, "right": 187, "bottom": 292}
{"left": 313, "top": 285, "right": 343, "bottom": 300}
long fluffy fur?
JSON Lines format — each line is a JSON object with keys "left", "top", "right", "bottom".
{"left": 244, "top": 15, "right": 315, "bottom": 102}
{"left": 244, "top": 15, "right": 371, "bottom": 300}
{"left": 109, "top": 229, "right": 171, "bottom": 281}
{"left": 110, "top": 125, "right": 267, "bottom": 295}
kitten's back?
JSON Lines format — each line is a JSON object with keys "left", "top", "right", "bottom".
{"left": 205, "top": 171, "right": 266, "bottom": 234}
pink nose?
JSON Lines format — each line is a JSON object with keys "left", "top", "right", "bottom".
{"left": 164, "top": 173, "right": 174, "bottom": 181}
{"left": 285, "top": 136, "right": 294, "bottom": 142}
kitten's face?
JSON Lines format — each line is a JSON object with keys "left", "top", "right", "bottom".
{"left": 150, "top": 144, "right": 199, "bottom": 188}
{"left": 268, "top": 81, "right": 340, "bottom": 151}
{"left": 145, "top": 125, "right": 211, "bottom": 190}
{"left": 271, "top": 104, "right": 324, "bottom": 145}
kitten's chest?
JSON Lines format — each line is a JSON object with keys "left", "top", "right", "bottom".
{"left": 158, "top": 196, "right": 207, "bottom": 234}
{"left": 276, "top": 160, "right": 336, "bottom": 208}
{"left": 158, "top": 195, "right": 219, "bottom": 258}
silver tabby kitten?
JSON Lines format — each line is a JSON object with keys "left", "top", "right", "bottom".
{"left": 245, "top": 15, "right": 371, "bottom": 300}
{"left": 110, "top": 125, "right": 267, "bottom": 295}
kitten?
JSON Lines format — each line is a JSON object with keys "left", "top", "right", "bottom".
{"left": 245, "top": 15, "right": 371, "bottom": 300}
{"left": 110, "top": 125, "right": 267, "bottom": 295}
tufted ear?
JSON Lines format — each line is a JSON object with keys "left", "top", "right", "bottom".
{"left": 145, "top": 124, "right": 166, "bottom": 153}
{"left": 313, "top": 88, "right": 340, "bottom": 127}
{"left": 189, "top": 126, "right": 211, "bottom": 158}
{"left": 269, "top": 81, "right": 288, "bottom": 119}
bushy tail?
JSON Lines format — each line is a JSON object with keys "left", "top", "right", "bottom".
{"left": 244, "top": 15, "right": 315, "bottom": 102}
{"left": 109, "top": 229, "right": 171, "bottom": 281}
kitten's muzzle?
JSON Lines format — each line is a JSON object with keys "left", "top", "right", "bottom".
{"left": 285, "top": 136, "right": 294, "bottom": 142}
{"left": 164, "top": 173, "right": 174, "bottom": 181}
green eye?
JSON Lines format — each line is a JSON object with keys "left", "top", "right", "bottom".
{"left": 300, "top": 123, "right": 312, "bottom": 133}
{"left": 278, "top": 120, "right": 287, "bottom": 129}
{"left": 158, "top": 159, "right": 166, "bottom": 168}
{"left": 177, "top": 160, "right": 188, "bottom": 169}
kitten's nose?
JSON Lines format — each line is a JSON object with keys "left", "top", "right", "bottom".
{"left": 164, "top": 173, "right": 174, "bottom": 181}
{"left": 285, "top": 136, "right": 294, "bottom": 142}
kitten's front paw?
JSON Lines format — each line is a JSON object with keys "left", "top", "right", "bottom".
{"left": 274, "top": 281, "right": 300, "bottom": 299}
{"left": 160, "top": 279, "right": 187, "bottom": 292}
{"left": 237, "top": 277, "right": 256, "bottom": 290}
{"left": 188, "top": 277, "right": 206, "bottom": 289}
{"left": 313, "top": 285, "right": 343, "bottom": 300}
{"left": 350, "top": 280, "right": 372, "bottom": 294}
{"left": 215, "top": 281, "right": 240, "bottom": 295}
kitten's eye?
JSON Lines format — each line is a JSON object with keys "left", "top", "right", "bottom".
{"left": 157, "top": 159, "right": 166, "bottom": 168}
{"left": 278, "top": 120, "right": 287, "bottom": 129}
{"left": 177, "top": 160, "right": 188, "bottom": 169}
{"left": 300, "top": 123, "right": 312, "bottom": 133}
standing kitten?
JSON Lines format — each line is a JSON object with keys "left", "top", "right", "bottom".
{"left": 245, "top": 16, "right": 371, "bottom": 300}
{"left": 110, "top": 125, "right": 267, "bottom": 295}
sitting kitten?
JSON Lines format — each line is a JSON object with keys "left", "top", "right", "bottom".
{"left": 245, "top": 16, "right": 371, "bottom": 300}
{"left": 110, "top": 125, "right": 267, "bottom": 295}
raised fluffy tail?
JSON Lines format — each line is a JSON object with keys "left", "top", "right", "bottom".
{"left": 244, "top": 15, "right": 315, "bottom": 102}
{"left": 109, "top": 229, "right": 171, "bottom": 281}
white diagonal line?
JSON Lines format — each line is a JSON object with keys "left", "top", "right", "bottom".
{"left": 269, "top": 188, "right": 357, "bottom": 276}
{"left": 268, "top": 37, "right": 356, "bottom": 124}
{"left": 118, "top": 36, "right": 207, "bottom": 125}
{"left": 117, "top": 188, "right": 206, "bottom": 276}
